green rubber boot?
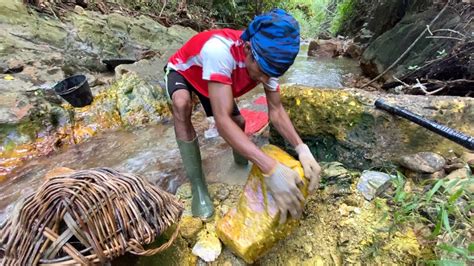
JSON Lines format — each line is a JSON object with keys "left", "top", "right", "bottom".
{"left": 177, "top": 137, "right": 214, "bottom": 219}
{"left": 232, "top": 149, "right": 248, "bottom": 165}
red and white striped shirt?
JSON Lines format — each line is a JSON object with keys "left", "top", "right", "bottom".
{"left": 167, "top": 29, "right": 279, "bottom": 98}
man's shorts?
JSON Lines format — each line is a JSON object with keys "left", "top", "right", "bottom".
{"left": 165, "top": 69, "right": 241, "bottom": 117}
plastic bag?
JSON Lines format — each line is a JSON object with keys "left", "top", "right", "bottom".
{"left": 216, "top": 144, "right": 308, "bottom": 263}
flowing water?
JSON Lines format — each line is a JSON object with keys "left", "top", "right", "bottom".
{"left": 0, "top": 47, "right": 361, "bottom": 223}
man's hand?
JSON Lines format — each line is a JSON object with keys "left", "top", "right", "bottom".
{"left": 264, "top": 163, "right": 305, "bottom": 224}
{"left": 295, "top": 143, "right": 321, "bottom": 192}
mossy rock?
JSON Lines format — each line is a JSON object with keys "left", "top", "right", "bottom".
{"left": 0, "top": 0, "right": 30, "bottom": 25}
{"left": 361, "top": 8, "right": 460, "bottom": 79}
{"left": 271, "top": 85, "right": 474, "bottom": 169}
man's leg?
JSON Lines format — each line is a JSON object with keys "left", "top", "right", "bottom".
{"left": 231, "top": 114, "right": 249, "bottom": 166}
{"left": 167, "top": 71, "right": 214, "bottom": 219}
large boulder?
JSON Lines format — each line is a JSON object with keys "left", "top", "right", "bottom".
{"left": 0, "top": 1, "right": 196, "bottom": 74}
{"left": 270, "top": 85, "right": 474, "bottom": 169}
{"left": 360, "top": 8, "right": 460, "bottom": 80}
{"left": 308, "top": 39, "right": 343, "bottom": 58}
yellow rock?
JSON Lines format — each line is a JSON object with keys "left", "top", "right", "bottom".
{"left": 192, "top": 223, "right": 222, "bottom": 262}
{"left": 179, "top": 216, "right": 203, "bottom": 241}
{"left": 216, "top": 144, "right": 308, "bottom": 263}
{"left": 383, "top": 229, "right": 421, "bottom": 258}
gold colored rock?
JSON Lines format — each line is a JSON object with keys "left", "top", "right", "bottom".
{"left": 192, "top": 223, "right": 222, "bottom": 262}
{"left": 216, "top": 144, "right": 308, "bottom": 263}
{"left": 179, "top": 216, "right": 203, "bottom": 241}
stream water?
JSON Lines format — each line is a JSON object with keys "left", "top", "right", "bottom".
{"left": 0, "top": 46, "right": 361, "bottom": 223}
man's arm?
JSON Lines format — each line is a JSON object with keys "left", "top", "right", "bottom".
{"left": 265, "top": 88, "right": 322, "bottom": 192}
{"left": 209, "top": 81, "right": 305, "bottom": 223}
{"left": 264, "top": 88, "right": 303, "bottom": 148}
{"left": 208, "top": 82, "right": 276, "bottom": 174}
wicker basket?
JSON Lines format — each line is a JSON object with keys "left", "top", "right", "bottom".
{"left": 0, "top": 168, "right": 183, "bottom": 265}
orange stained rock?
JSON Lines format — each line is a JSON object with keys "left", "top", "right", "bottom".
{"left": 0, "top": 143, "right": 38, "bottom": 181}
{"left": 216, "top": 144, "right": 308, "bottom": 263}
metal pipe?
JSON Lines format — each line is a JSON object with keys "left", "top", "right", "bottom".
{"left": 374, "top": 99, "right": 474, "bottom": 151}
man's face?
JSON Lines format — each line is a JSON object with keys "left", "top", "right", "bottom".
{"left": 244, "top": 42, "right": 271, "bottom": 84}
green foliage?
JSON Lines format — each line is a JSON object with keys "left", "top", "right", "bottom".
{"left": 277, "top": 0, "right": 332, "bottom": 38}
{"left": 330, "top": 0, "right": 354, "bottom": 34}
{"left": 389, "top": 171, "right": 473, "bottom": 263}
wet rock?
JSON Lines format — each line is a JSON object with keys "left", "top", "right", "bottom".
{"left": 321, "top": 162, "right": 353, "bottom": 197}
{"left": 192, "top": 223, "right": 222, "bottom": 262}
{"left": 405, "top": 169, "right": 446, "bottom": 183}
{"left": 322, "top": 161, "right": 350, "bottom": 179}
{"left": 271, "top": 86, "right": 474, "bottom": 169}
{"left": 115, "top": 55, "right": 171, "bottom": 85}
{"left": 399, "top": 152, "right": 446, "bottom": 173}
{"left": 5, "top": 59, "right": 24, "bottom": 74}
{"left": 308, "top": 39, "right": 343, "bottom": 58}
{"left": 443, "top": 157, "right": 466, "bottom": 173}
{"left": 461, "top": 151, "right": 474, "bottom": 171}
{"left": 343, "top": 42, "right": 362, "bottom": 59}
{"left": 0, "top": 0, "right": 29, "bottom": 25}
{"left": 445, "top": 166, "right": 470, "bottom": 181}
{"left": 357, "top": 170, "right": 392, "bottom": 200}
{"left": 443, "top": 166, "right": 473, "bottom": 194}
{"left": 99, "top": 73, "right": 169, "bottom": 128}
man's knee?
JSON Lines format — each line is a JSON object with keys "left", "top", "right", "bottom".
{"left": 172, "top": 92, "right": 192, "bottom": 121}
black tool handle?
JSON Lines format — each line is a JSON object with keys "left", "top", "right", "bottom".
{"left": 375, "top": 99, "right": 474, "bottom": 151}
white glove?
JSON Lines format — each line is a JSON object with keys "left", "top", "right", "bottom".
{"left": 295, "top": 143, "right": 321, "bottom": 192}
{"left": 264, "top": 163, "right": 305, "bottom": 224}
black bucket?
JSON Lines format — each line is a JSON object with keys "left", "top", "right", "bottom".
{"left": 53, "top": 75, "right": 93, "bottom": 107}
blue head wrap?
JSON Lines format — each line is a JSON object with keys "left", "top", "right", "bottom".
{"left": 241, "top": 8, "right": 300, "bottom": 77}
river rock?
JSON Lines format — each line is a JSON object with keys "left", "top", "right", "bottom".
{"left": 115, "top": 54, "right": 172, "bottom": 85}
{"left": 443, "top": 166, "right": 473, "bottom": 195}
{"left": 461, "top": 151, "right": 474, "bottom": 171}
{"left": 343, "top": 42, "right": 362, "bottom": 59}
{"left": 308, "top": 39, "right": 343, "bottom": 58}
{"left": 356, "top": 170, "right": 393, "bottom": 200}
{"left": 443, "top": 157, "right": 466, "bottom": 173}
{"left": 404, "top": 169, "right": 446, "bottom": 183}
{"left": 445, "top": 166, "right": 471, "bottom": 181}
{"left": 179, "top": 216, "right": 203, "bottom": 242}
{"left": 192, "top": 223, "right": 222, "bottom": 262}
{"left": 270, "top": 86, "right": 474, "bottom": 169}
{"left": 399, "top": 152, "right": 446, "bottom": 173}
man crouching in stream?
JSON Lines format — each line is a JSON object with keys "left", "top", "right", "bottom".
{"left": 164, "top": 9, "right": 321, "bottom": 222}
